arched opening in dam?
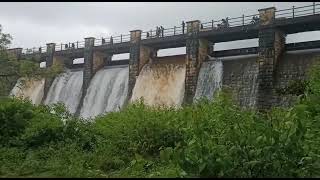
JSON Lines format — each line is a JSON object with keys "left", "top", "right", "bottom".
{"left": 112, "top": 53, "right": 129, "bottom": 61}
{"left": 73, "top": 57, "right": 84, "bottom": 64}
{"left": 157, "top": 47, "right": 186, "bottom": 57}
{"left": 214, "top": 38, "right": 259, "bottom": 51}
{"left": 40, "top": 61, "right": 46, "bottom": 68}
{"left": 286, "top": 31, "right": 320, "bottom": 43}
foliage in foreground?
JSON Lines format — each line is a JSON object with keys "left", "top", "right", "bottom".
{"left": 1, "top": 65, "right": 320, "bottom": 177}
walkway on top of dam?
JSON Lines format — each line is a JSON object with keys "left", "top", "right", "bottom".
{"left": 19, "top": 3, "right": 320, "bottom": 62}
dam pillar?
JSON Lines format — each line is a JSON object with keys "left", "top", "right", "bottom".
{"left": 83, "top": 37, "right": 95, "bottom": 93}
{"left": 76, "top": 37, "right": 108, "bottom": 116}
{"left": 42, "top": 43, "right": 57, "bottom": 103}
{"left": 184, "top": 20, "right": 210, "bottom": 104}
{"left": 257, "top": 7, "right": 286, "bottom": 111}
{"left": 127, "top": 30, "right": 157, "bottom": 100}
{"left": 128, "top": 30, "right": 141, "bottom": 100}
{"left": 42, "top": 43, "right": 69, "bottom": 103}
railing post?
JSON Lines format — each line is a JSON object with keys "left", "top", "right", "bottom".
{"left": 293, "top": 6, "right": 295, "bottom": 18}
{"left": 174, "top": 26, "right": 176, "bottom": 35}
{"left": 121, "top": 34, "right": 122, "bottom": 43}
{"left": 43, "top": 43, "right": 57, "bottom": 104}
{"left": 151, "top": 30, "right": 152, "bottom": 37}
{"left": 77, "top": 41, "right": 78, "bottom": 48}
{"left": 313, "top": 2, "right": 316, "bottom": 14}
{"left": 242, "top": 14, "right": 245, "bottom": 26}
{"left": 61, "top": 43, "right": 62, "bottom": 51}
{"left": 212, "top": 20, "right": 214, "bottom": 29}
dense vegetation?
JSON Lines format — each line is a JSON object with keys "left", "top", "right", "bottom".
{"left": 1, "top": 62, "right": 320, "bottom": 177}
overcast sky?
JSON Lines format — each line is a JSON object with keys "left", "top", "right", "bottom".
{"left": 1, "top": 2, "right": 319, "bottom": 58}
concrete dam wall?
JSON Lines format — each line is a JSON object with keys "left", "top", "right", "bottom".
{"left": 9, "top": 48, "right": 320, "bottom": 119}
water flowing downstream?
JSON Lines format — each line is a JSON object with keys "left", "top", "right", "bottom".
{"left": 194, "top": 59, "right": 223, "bottom": 101}
{"left": 44, "top": 69, "right": 83, "bottom": 114}
{"left": 131, "top": 63, "right": 186, "bottom": 107}
{"left": 80, "top": 65, "right": 129, "bottom": 119}
{"left": 10, "top": 78, "right": 45, "bottom": 105}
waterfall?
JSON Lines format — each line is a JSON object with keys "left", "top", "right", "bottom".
{"left": 44, "top": 69, "right": 83, "bottom": 114}
{"left": 194, "top": 59, "right": 223, "bottom": 101}
{"left": 80, "top": 65, "right": 129, "bottom": 119}
{"left": 10, "top": 78, "right": 45, "bottom": 105}
{"left": 131, "top": 63, "right": 186, "bottom": 107}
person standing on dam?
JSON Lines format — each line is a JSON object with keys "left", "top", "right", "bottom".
{"left": 160, "top": 26, "right": 164, "bottom": 37}
{"left": 156, "top": 26, "right": 159, "bottom": 37}
{"left": 182, "top": 21, "right": 185, "bottom": 34}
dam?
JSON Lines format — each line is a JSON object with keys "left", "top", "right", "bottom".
{"left": 6, "top": 3, "right": 320, "bottom": 118}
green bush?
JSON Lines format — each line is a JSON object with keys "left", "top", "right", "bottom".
{"left": 93, "top": 101, "right": 184, "bottom": 158}
{"left": 1, "top": 65, "right": 320, "bottom": 177}
{"left": 0, "top": 98, "right": 34, "bottom": 146}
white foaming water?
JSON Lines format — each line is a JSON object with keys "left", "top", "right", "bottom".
{"left": 80, "top": 65, "right": 129, "bottom": 119}
{"left": 131, "top": 63, "right": 186, "bottom": 107}
{"left": 194, "top": 59, "right": 223, "bottom": 101}
{"left": 10, "top": 78, "right": 45, "bottom": 105}
{"left": 44, "top": 69, "right": 83, "bottom": 114}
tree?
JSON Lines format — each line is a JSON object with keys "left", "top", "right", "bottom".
{"left": 0, "top": 24, "right": 63, "bottom": 97}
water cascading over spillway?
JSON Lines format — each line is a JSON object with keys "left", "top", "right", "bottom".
{"left": 194, "top": 59, "right": 223, "bottom": 101}
{"left": 80, "top": 65, "right": 129, "bottom": 119}
{"left": 131, "top": 63, "right": 186, "bottom": 107}
{"left": 44, "top": 69, "right": 83, "bottom": 114}
{"left": 10, "top": 78, "right": 45, "bottom": 105}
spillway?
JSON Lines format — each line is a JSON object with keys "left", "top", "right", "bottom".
{"left": 80, "top": 65, "right": 129, "bottom": 119}
{"left": 194, "top": 59, "right": 223, "bottom": 101}
{"left": 10, "top": 78, "right": 45, "bottom": 105}
{"left": 44, "top": 69, "right": 83, "bottom": 114}
{"left": 131, "top": 63, "right": 186, "bottom": 107}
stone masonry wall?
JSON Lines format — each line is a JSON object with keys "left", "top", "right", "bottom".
{"left": 221, "top": 49, "right": 320, "bottom": 108}
{"left": 184, "top": 20, "right": 209, "bottom": 104}
{"left": 222, "top": 55, "right": 259, "bottom": 108}
{"left": 274, "top": 50, "right": 320, "bottom": 106}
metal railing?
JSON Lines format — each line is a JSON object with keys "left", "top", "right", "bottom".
{"left": 200, "top": 13, "right": 260, "bottom": 31}
{"left": 94, "top": 34, "right": 131, "bottom": 47}
{"left": 20, "top": 3, "right": 319, "bottom": 56}
{"left": 22, "top": 46, "right": 47, "bottom": 55}
{"left": 275, "top": 2, "right": 320, "bottom": 19}
{"left": 141, "top": 25, "right": 185, "bottom": 40}
{"left": 55, "top": 41, "right": 85, "bottom": 51}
